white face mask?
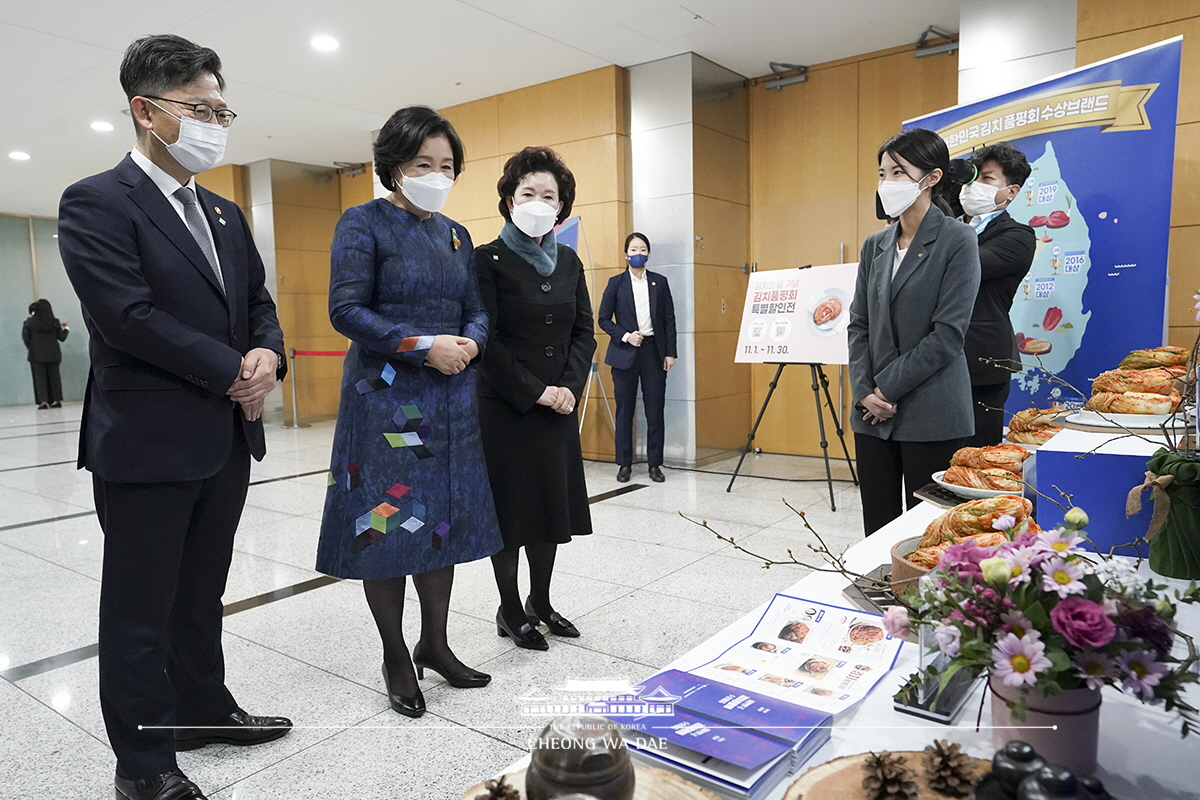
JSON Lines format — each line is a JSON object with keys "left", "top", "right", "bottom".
{"left": 398, "top": 170, "right": 454, "bottom": 213}
{"left": 148, "top": 101, "right": 227, "bottom": 174}
{"left": 960, "top": 180, "right": 1011, "bottom": 218}
{"left": 510, "top": 200, "right": 558, "bottom": 238}
{"left": 877, "top": 173, "right": 928, "bottom": 218}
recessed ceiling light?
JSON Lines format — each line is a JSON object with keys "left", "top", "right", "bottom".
{"left": 9, "top": 151, "right": 30, "bottom": 160}
{"left": 311, "top": 35, "right": 339, "bottom": 52}
{"left": 91, "top": 121, "right": 114, "bottom": 132}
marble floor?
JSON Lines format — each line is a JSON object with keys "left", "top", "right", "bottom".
{"left": 0, "top": 402, "right": 865, "bottom": 800}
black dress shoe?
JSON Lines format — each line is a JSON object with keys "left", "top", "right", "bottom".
{"left": 649, "top": 466, "right": 665, "bottom": 483}
{"left": 381, "top": 662, "right": 426, "bottom": 717}
{"left": 412, "top": 642, "right": 491, "bottom": 688}
{"left": 525, "top": 597, "right": 580, "bottom": 638}
{"left": 115, "top": 768, "right": 207, "bottom": 800}
{"left": 496, "top": 606, "right": 548, "bottom": 650}
{"left": 36, "top": 403, "right": 48, "bottom": 410}
{"left": 173, "top": 707, "right": 292, "bottom": 750}
{"left": 616, "top": 466, "right": 631, "bottom": 482}
{"left": 50, "top": 401, "right": 62, "bottom": 408}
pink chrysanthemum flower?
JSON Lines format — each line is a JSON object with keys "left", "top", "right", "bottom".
{"left": 1073, "top": 651, "right": 1113, "bottom": 691}
{"left": 1117, "top": 649, "right": 1168, "bottom": 700}
{"left": 1042, "top": 557, "right": 1086, "bottom": 599}
{"left": 992, "top": 633, "right": 1052, "bottom": 688}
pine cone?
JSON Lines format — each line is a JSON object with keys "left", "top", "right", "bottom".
{"left": 923, "top": 739, "right": 975, "bottom": 798}
{"left": 474, "top": 774, "right": 521, "bottom": 800}
{"left": 861, "top": 751, "right": 918, "bottom": 800}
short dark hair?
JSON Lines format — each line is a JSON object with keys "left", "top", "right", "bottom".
{"left": 878, "top": 128, "right": 955, "bottom": 216}
{"left": 624, "top": 232, "right": 651, "bottom": 253}
{"left": 374, "top": 106, "right": 465, "bottom": 191}
{"left": 970, "top": 141, "right": 1032, "bottom": 188}
{"left": 496, "top": 147, "right": 575, "bottom": 224}
{"left": 120, "top": 35, "right": 224, "bottom": 136}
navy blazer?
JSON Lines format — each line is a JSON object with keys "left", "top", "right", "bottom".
{"left": 965, "top": 211, "right": 1036, "bottom": 385}
{"left": 58, "top": 154, "right": 285, "bottom": 482}
{"left": 598, "top": 269, "right": 677, "bottom": 371}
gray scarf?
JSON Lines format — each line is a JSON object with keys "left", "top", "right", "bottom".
{"left": 500, "top": 221, "right": 557, "bottom": 277}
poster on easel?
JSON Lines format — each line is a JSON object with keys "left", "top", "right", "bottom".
{"left": 905, "top": 38, "right": 1182, "bottom": 414}
{"left": 734, "top": 263, "right": 858, "bottom": 366}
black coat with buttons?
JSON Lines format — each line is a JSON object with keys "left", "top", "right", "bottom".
{"left": 474, "top": 237, "right": 596, "bottom": 547}
{"left": 475, "top": 239, "right": 596, "bottom": 412}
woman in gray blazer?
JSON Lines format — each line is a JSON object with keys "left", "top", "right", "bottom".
{"left": 848, "top": 129, "right": 981, "bottom": 535}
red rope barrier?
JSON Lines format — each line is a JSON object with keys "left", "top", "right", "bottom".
{"left": 290, "top": 350, "right": 347, "bottom": 357}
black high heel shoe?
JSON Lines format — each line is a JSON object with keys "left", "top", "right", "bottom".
{"left": 412, "top": 642, "right": 491, "bottom": 688}
{"left": 496, "top": 607, "right": 548, "bottom": 651}
{"left": 525, "top": 597, "right": 581, "bottom": 638}
{"left": 381, "top": 662, "right": 425, "bottom": 718}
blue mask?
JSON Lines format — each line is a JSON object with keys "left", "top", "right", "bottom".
{"left": 627, "top": 253, "right": 648, "bottom": 269}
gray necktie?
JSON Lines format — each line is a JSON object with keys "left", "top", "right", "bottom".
{"left": 173, "top": 186, "right": 225, "bottom": 295}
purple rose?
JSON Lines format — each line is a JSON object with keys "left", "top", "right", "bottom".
{"left": 1050, "top": 597, "right": 1116, "bottom": 649}
{"left": 1120, "top": 605, "right": 1175, "bottom": 656}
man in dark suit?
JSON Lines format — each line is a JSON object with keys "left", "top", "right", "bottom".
{"left": 598, "top": 232, "right": 678, "bottom": 483}
{"left": 58, "top": 35, "right": 290, "bottom": 800}
{"left": 958, "top": 142, "right": 1036, "bottom": 446}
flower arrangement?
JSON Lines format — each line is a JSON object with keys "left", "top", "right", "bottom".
{"left": 884, "top": 507, "right": 1200, "bottom": 735}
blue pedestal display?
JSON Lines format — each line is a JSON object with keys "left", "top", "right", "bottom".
{"left": 1033, "top": 429, "right": 1158, "bottom": 557}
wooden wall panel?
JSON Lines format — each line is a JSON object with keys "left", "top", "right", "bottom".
{"left": 552, "top": 134, "right": 627, "bottom": 208}
{"left": 339, "top": 164, "right": 376, "bottom": 211}
{"left": 1076, "top": 15, "right": 1200, "bottom": 125}
{"left": 274, "top": 204, "right": 342, "bottom": 253}
{"left": 696, "top": 392, "right": 752, "bottom": 451}
{"left": 441, "top": 95, "right": 501, "bottom": 160}
{"left": 1077, "top": 0, "right": 1200, "bottom": 42}
{"left": 695, "top": 83, "right": 750, "bottom": 142}
{"left": 857, "top": 48, "right": 961, "bottom": 244}
{"left": 196, "top": 164, "right": 249, "bottom": 209}
{"left": 694, "top": 125, "right": 749, "bottom": 203}
{"left": 694, "top": 195, "right": 749, "bottom": 269}
{"left": 443, "top": 155, "right": 504, "bottom": 228}
{"left": 695, "top": 330, "right": 749, "bottom": 402}
{"left": 1167, "top": 224, "right": 1200, "bottom": 327}
{"left": 497, "top": 66, "right": 625, "bottom": 152}
{"left": 275, "top": 248, "right": 330, "bottom": 296}
{"left": 1171, "top": 122, "right": 1200, "bottom": 228}
{"left": 694, "top": 264, "right": 748, "bottom": 334}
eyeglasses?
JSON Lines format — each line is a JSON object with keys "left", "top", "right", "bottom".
{"left": 143, "top": 95, "right": 238, "bottom": 127}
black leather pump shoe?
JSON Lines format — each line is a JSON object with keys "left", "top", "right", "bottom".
{"left": 381, "top": 662, "right": 425, "bottom": 718}
{"left": 525, "top": 597, "right": 581, "bottom": 638}
{"left": 412, "top": 642, "right": 491, "bottom": 688}
{"left": 496, "top": 606, "right": 548, "bottom": 650}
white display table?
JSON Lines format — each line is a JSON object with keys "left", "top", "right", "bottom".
{"left": 489, "top": 501, "right": 1200, "bottom": 800}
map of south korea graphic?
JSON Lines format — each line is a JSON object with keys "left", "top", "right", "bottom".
{"left": 1005, "top": 141, "right": 1093, "bottom": 394}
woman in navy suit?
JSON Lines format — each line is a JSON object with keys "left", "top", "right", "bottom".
{"left": 598, "top": 233, "right": 677, "bottom": 483}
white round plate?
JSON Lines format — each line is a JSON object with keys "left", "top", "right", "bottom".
{"left": 804, "top": 288, "right": 850, "bottom": 338}
{"left": 1069, "top": 409, "right": 1177, "bottom": 429}
{"left": 932, "top": 470, "right": 1020, "bottom": 500}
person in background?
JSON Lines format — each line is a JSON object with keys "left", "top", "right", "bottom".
{"left": 848, "top": 128, "right": 981, "bottom": 536}
{"left": 476, "top": 146, "right": 596, "bottom": 650}
{"left": 23, "top": 298, "right": 69, "bottom": 409}
{"left": 598, "top": 232, "right": 677, "bottom": 483}
{"left": 317, "top": 106, "right": 502, "bottom": 720}
{"left": 958, "top": 142, "right": 1036, "bottom": 446}
{"left": 57, "top": 34, "right": 288, "bottom": 800}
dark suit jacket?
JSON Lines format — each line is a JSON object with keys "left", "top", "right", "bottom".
{"left": 58, "top": 154, "right": 285, "bottom": 483}
{"left": 848, "top": 205, "right": 981, "bottom": 441}
{"left": 475, "top": 239, "right": 596, "bottom": 412}
{"left": 964, "top": 211, "right": 1036, "bottom": 385}
{"left": 597, "top": 270, "right": 677, "bottom": 371}
{"left": 22, "top": 318, "right": 68, "bottom": 363}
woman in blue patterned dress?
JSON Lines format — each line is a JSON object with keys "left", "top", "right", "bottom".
{"left": 316, "top": 107, "right": 502, "bottom": 718}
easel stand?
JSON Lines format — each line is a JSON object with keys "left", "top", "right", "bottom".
{"left": 725, "top": 363, "right": 858, "bottom": 510}
{"left": 578, "top": 361, "right": 617, "bottom": 435}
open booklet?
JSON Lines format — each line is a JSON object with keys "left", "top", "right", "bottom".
{"left": 608, "top": 594, "right": 904, "bottom": 800}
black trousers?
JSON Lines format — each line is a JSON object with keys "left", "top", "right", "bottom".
{"left": 30, "top": 361, "right": 63, "bottom": 405}
{"left": 855, "top": 433, "right": 964, "bottom": 536}
{"left": 94, "top": 430, "right": 249, "bottom": 780}
{"left": 965, "top": 382, "right": 1010, "bottom": 448}
{"left": 612, "top": 336, "right": 667, "bottom": 468}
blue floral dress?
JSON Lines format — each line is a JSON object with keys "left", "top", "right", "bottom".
{"left": 316, "top": 199, "right": 502, "bottom": 579}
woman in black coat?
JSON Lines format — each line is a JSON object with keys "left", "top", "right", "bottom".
{"left": 22, "top": 299, "right": 69, "bottom": 409}
{"left": 475, "top": 147, "right": 596, "bottom": 650}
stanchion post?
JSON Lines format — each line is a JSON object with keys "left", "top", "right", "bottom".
{"left": 288, "top": 348, "right": 299, "bottom": 429}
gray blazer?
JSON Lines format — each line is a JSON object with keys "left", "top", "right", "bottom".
{"left": 848, "top": 204, "right": 981, "bottom": 442}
